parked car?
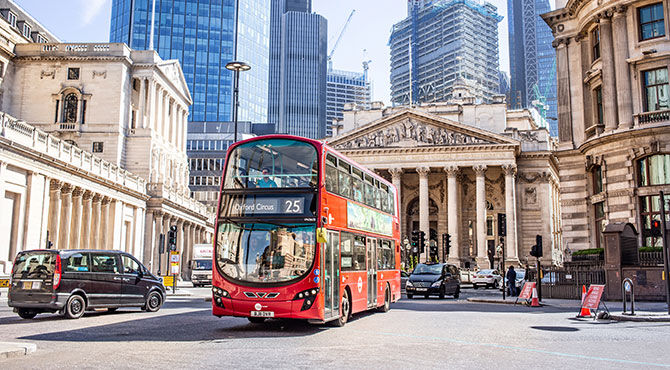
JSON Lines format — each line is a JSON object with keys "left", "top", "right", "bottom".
{"left": 405, "top": 263, "right": 460, "bottom": 299}
{"left": 472, "top": 269, "right": 502, "bottom": 289}
{"left": 400, "top": 270, "right": 409, "bottom": 291}
{"left": 502, "top": 269, "right": 526, "bottom": 294}
{"left": 8, "top": 249, "right": 166, "bottom": 319}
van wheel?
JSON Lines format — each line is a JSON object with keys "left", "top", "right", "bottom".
{"left": 473, "top": 284, "right": 478, "bottom": 290}
{"left": 334, "top": 290, "right": 350, "bottom": 327}
{"left": 64, "top": 295, "right": 86, "bottom": 319}
{"left": 453, "top": 287, "right": 461, "bottom": 299}
{"left": 378, "top": 286, "right": 391, "bottom": 312}
{"left": 144, "top": 291, "right": 163, "bottom": 312}
{"left": 17, "top": 309, "right": 37, "bottom": 319}
{"left": 107, "top": 308, "right": 118, "bottom": 312}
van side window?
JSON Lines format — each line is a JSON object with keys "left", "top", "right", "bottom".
{"left": 64, "top": 253, "right": 89, "bottom": 272}
{"left": 91, "top": 254, "right": 119, "bottom": 273}
{"left": 122, "top": 256, "right": 140, "bottom": 274}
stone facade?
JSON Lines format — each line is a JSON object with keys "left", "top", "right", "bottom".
{"left": 0, "top": 4, "right": 213, "bottom": 277}
{"left": 543, "top": 0, "right": 670, "bottom": 253}
{"left": 329, "top": 101, "right": 562, "bottom": 268}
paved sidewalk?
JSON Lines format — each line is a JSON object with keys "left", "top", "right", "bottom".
{"left": 0, "top": 342, "right": 36, "bottom": 359}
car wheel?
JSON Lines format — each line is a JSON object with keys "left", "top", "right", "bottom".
{"left": 334, "top": 290, "right": 351, "bottom": 327}
{"left": 494, "top": 280, "right": 500, "bottom": 289}
{"left": 473, "top": 284, "right": 478, "bottom": 290}
{"left": 453, "top": 287, "right": 461, "bottom": 299}
{"left": 407, "top": 293, "right": 413, "bottom": 299}
{"left": 439, "top": 286, "right": 446, "bottom": 299}
{"left": 378, "top": 286, "right": 391, "bottom": 312}
{"left": 424, "top": 294, "right": 429, "bottom": 299}
{"left": 107, "top": 307, "right": 118, "bottom": 312}
{"left": 144, "top": 291, "right": 163, "bottom": 312}
{"left": 17, "top": 308, "right": 37, "bottom": 320}
{"left": 248, "top": 317, "right": 266, "bottom": 324}
{"left": 64, "top": 295, "right": 86, "bottom": 319}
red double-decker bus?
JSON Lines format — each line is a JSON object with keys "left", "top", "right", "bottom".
{"left": 212, "top": 135, "right": 401, "bottom": 326}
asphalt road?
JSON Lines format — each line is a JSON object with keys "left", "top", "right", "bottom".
{"left": 1, "top": 287, "right": 670, "bottom": 369}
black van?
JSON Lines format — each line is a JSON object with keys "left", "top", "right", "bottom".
{"left": 8, "top": 249, "right": 166, "bottom": 319}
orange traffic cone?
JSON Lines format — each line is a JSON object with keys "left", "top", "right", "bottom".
{"left": 530, "top": 287, "right": 540, "bottom": 307}
{"left": 579, "top": 285, "right": 591, "bottom": 317}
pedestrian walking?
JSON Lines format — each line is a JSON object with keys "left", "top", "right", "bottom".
{"left": 506, "top": 266, "right": 517, "bottom": 296}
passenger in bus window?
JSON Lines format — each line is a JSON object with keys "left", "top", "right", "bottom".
{"left": 353, "top": 180, "right": 363, "bottom": 202}
{"left": 257, "top": 167, "right": 277, "bottom": 188}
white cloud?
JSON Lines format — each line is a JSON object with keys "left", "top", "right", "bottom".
{"left": 80, "top": 0, "right": 109, "bottom": 26}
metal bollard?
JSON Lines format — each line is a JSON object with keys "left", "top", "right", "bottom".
{"left": 622, "top": 278, "right": 635, "bottom": 315}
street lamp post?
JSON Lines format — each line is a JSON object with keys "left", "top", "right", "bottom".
{"left": 225, "top": 61, "right": 251, "bottom": 142}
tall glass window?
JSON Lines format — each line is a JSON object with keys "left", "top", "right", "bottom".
{"left": 639, "top": 154, "right": 670, "bottom": 186}
{"left": 639, "top": 3, "right": 666, "bottom": 40}
{"left": 644, "top": 68, "right": 669, "bottom": 112}
{"left": 592, "top": 27, "right": 600, "bottom": 61}
{"left": 594, "top": 86, "right": 603, "bottom": 125}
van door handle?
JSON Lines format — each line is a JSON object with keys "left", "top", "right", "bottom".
{"left": 113, "top": 277, "right": 122, "bottom": 281}
{"left": 122, "top": 278, "right": 130, "bottom": 282}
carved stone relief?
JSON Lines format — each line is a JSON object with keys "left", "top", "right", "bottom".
{"left": 334, "top": 118, "right": 495, "bottom": 149}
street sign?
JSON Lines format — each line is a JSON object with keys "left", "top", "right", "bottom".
{"left": 162, "top": 275, "right": 174, "bottom": 287}
{"left": 170, "top": 252, "right": 180, "bottom": 263}
{"left": 0, "top": 278, "right": 9, "bottom": 287}
{"left": 582, "top": 284, "right": 606, "bottom": 310}
{"left": 518, "top": 282, "right": 535, "bottom": 300}
{"left": 170, "top": 263, "right": 179, "bottom": 275}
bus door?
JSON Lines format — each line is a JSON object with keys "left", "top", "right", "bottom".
{"left": 323, "top": 231, "right": 340, "bottom": 320}
{"left": 366, "top": 237, "right": 377, "bottom": 308}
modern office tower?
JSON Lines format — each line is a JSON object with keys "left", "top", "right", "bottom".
{"left": 499, "top": 71, "right": 510, "bottom": 97}
{"left": 268, "top": 0, "right": 327, "bottom": 139}
{"left": 390, "top": 0, "right": 502, "bottom": 105}
{"left": 326, "top": 69, "right": 371, "bottom": 137}
{"left": 109, "top": 0, "right": 270, "bottom": 124}
{"left": 508, "top": 0, "right": 557, "bottom": 135}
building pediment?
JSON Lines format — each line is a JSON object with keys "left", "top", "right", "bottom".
{"left": 157, "top": 60, "right": 193, "bottom": 105}
{"left": 329, "top": 109, "right": 518, "bottom": 150}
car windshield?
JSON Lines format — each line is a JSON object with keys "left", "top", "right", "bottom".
{"left": 412, "top": 264, "right": 442, "bottom": 275}
{"left": 12, "top": 252, "right": 56, "bottom": 279}
{"left": 223, "top": 139, "right": 318, "bottom": 189}
{"left": 216, "top": 222, "right": 316, "bottom": 284}
{"left": 193, "top": 260, "right": 212, "bottom": 270}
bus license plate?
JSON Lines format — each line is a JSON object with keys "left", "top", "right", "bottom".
{"left": 250, "top": 311, "right": 274, "bottom": 318}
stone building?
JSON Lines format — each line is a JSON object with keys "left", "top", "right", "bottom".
{"left": 0, "top": 2, "right": 213, "bottom": 276}
{"left": 329, "top": 99, "right": 562, "bottom": 268}
{"left": 543, "top": 0, "right": 670, "bottom": 253}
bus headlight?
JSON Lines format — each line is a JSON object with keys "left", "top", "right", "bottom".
{"left": 292, "top": 287, "right": 320, "bottom": 301}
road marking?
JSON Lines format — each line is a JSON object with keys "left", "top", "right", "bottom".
{"left": 354, "top": 329, "right": 670, "bottom": 367}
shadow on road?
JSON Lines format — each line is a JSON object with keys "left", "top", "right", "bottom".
{"left": 393, "top": 297, "right": 576, "bottom": 314}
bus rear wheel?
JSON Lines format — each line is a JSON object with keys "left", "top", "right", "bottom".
{"left": 378, "top": 286, "right": 390, "bottom": 312}
{"left": 334, "top": 290, "right": 350, "bottom": 327}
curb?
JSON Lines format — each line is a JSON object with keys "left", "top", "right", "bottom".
{"left": 609, "top": 314, "right": 670, "bottom": 322}
{"left": 165, "top": 293, "right": 193, "bottom": 297}
{"left": 467, "top": 298, "right": 547, "bottom": 307}
{"left": 0, "top": 342, "right": 36, "bottom": 359}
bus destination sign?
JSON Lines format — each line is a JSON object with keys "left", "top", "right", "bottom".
{"left": 228, "top": 196, "right": 304, "bottom": 216}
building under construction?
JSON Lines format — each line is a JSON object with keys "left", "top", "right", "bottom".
{"left": 389, "top": 0, "right": 503, "bottom": 105}
{"left": 326, "top": 69, "right": 371, "bottom": 137}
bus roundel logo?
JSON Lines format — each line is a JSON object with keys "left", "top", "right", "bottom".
{"left": 254, "top": 303, "right": 262, "bottom": 311}
{"left": 357, "top": 277, "right": 363, "bottom": 293}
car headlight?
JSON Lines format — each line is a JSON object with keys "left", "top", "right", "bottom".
{"left": 431, "top": 281, "right": 441, "bottom": 287}
{"left": 406, "top": 281, "right": 413, "bottom": 287}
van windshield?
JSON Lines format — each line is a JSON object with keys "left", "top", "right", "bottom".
{"left": 193, "top": 260, "right": 212, "bottom": 270}
{"left": 12, "top": 252, "right": 56, "bottom": 279}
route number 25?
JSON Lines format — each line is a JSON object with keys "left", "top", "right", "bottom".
{"left": 284, "top": 199, "right": 302, "bottom": 213}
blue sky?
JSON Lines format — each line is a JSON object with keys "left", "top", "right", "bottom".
{"left": 14, "top": 0, "right": 519, "bottom": 104}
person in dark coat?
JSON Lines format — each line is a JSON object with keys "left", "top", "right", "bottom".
{"left": 506, "top": 266, "right": 517, "bottom": 296}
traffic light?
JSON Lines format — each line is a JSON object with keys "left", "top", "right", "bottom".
{"left": 651, "top": 219, "right": 663, "bottom": 237}
{"left": 444, "top": 233, "right": 451, "bottom": 255}
{"left": 530, "top": 234, "right": 543, "bottom": 258}
{"left": 419, "top": 231, "right": 426, "bottom": 254}
{"left": 167, "top": 225, "right": 178, "bottom": 251}
{"left": 429, "top": 242, "right": 438, "bottom": 257}
{"left": 411, "top": 230, "right": 420, "bottom": 248}
{"left": 497, "top": 213, "right": 507, "bottom": 237}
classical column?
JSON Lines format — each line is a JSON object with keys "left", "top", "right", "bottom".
{"left": 599, "top": 12, "right": 618, "bottom": 132}
{"left": 143, "top": 209, "right": 154, "bottom": 266}
{"left": 473, "top": 165, "right": 487, "bottom": 266}
{"left": 107, "top": 200, "right": 117, "bottom": 250}
{"left": 139, "top": 77, "right": 147, "bottom": 129}
{"left": 612, "top": 6, "right": 633, "bottom": 130}
{"left": 182, "top": 110, "right": 188, "bottom": 151}
{"left": 47, "top": 180, "right": 62, "bottom": 249}
{"left": 156, "top": 87, "right": 163, "bottom": 135}
{"left": 80, "top": 191, "right": 93, "bottom": 248}
{"left": 58, "top": 184, "right": 73, "bottom": 250}
{"left": 389, "top": 167, "right": 403, "bottom": 230}
{"left": 502, "top": 164, "right": 519, "bottom": 261}
{"left": 100, "top": 197, "right": 111, "bottom": 250}
{"left": 153, "top": 211, "right": 164, "bottom": 275}
{"left": 69, "top": 187, "right": 84, "bottom": 249}
{"left": 578, "top": 33, "right": 594, "bottom": 133}
{"left": 90, "top": 194, "right": 102, "bottom": 249}
{"left": 0, "top": 162, "right": 6, "bottom": 201}
{"left": 554, "top": 38, "right": 573, "bottom": 146}
{"left": 162, "top": 93, "right": 169, "bottom": 139}
{"left": 148, "top": 79, "right": 157, "bottom": 130}
{"left": 417, "top": 167, "right": 430, "bottom": 263}
{"left": 445, "top": 166, "right": 460, "bottom": 263}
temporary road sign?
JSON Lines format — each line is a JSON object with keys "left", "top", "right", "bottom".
{"left": 582, "top": 284, "right": 606, "bottom": 310}
{"left": 162, "top": 275, "right": 174, "bottom": 287}
{"left": 170, "top": 252, "right": 180, "bottom": 263}
{"left": 170, "top": 264, "right": 179, "bottom": 275}
{"left": 518, "top": 282, "right": 536, "bottom": 300}
{"left": 0, "top": 278, "right": 9, "bottom": 287}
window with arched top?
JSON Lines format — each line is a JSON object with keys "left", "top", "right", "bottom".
{"left": 63, "top": 93, "right": 78, "bottom": 123}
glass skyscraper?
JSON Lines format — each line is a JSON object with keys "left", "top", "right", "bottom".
{"left": 109, "top": 0, "right": 270, "bottom": 124}
{"left": 268, "top": 0, "right": 327, "bottom": 139}
{"left": 508, "top": 0, "right": 557, "bottom": 136}
{"left": 326, "top": 69, "right": 371, "bottom": 137}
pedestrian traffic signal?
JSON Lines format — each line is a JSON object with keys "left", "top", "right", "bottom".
{"left": 168, "top": 225, "right": 178, "bottom": 251}
{"left": 651, "top": 219, "right": 663, "bottom": 237}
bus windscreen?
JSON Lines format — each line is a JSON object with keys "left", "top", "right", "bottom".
{"left": 223, "top": 139, "right": 318, "bottom": 189}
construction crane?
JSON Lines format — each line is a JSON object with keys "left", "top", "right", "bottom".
{"left": 531, "top": 57, "right": 557, "bottom": 121}
{"left": 363, "top": 59, "right": 372, "bottom": 81}
{"left": 328, "top": 9, "right": 355, "bottom": 71}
